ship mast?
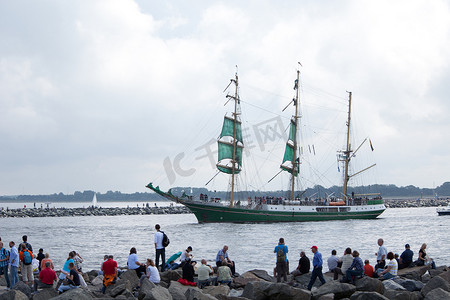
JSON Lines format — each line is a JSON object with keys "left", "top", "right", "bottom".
{"left": 290, "top": 69, "right": 300, "bottom": 200}
{"left": 230, "top": 72, "right": 239, "bottom": 207}
{"left": 343, "top": 91, "right": 352, "bottom": 203}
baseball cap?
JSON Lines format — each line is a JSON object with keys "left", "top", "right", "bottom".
{"left": 405, "top": 244, "right": 410, "bottom": 248}
{"left": 311, "top": 246, "right": 318, "bottom": 250}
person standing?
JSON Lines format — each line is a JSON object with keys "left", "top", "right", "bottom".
{"left": 154, "top": 224, "right": 166, "bottom": 272}
{"left": 307, "top": 246, "right": 326, "bottom": 290}
{"left": 0, "top": 241, "right": 10, "bottom": 289}
{"left": 19, "top": 243, "right": 34, "bottom": 285}
{"left": 36, "top": 248, "right": 45, "bottom": 271}
{"left": 375, "top": 238, "right": 387, "bottom": 269}
{"left": 22, "top": 235, "right": 33, "bottom": 253}
{"left": 9, "top": 241, "right": 19, "bottom": 288}
{"left": 274, "top": 238, "right": 288, "bottom": 282}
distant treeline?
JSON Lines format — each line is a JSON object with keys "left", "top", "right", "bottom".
{"left": 1, "top": 182, "right": 450, "bottom": 203}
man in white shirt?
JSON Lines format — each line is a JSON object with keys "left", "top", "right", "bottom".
{"left": 327, "top": 249, "right": 339, "bottom": 272}
{"left": 154, "top": 224, "right": 166, "bottom": 272}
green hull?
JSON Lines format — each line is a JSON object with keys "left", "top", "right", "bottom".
{"left": 146, "top": 183, "right": 385, "bottom": 223}
{"left": 183, "top": 201, "right": 384, "bottom": 223}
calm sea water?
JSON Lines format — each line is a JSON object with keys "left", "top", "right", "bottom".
{"left": 0, "top": 206, "right": 448, "bottom": 274}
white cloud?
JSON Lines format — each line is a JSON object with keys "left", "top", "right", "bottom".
{"left": 1, "top": 0, "right": 450, "bottom": 194}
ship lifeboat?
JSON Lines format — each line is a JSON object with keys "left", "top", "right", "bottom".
{"left": 329, "top": 201, "right": 346, "bottom": 206}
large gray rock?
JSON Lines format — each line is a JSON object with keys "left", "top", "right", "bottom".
{"left": 12, "top": 281, "right": 32, "bottom": 299}
{"left": 264, "top": 282, "right": 310, "bottom": 300}
{"left": 382, "top": 279, "right": 407, "bottom": 291}
{"left": 312, "top": 281, "right": 356, "bottom": 300}
{"left": 109, "top": 282, "right": 131, "bottom": 297}
{"left": 0, "top": 276, "right": 7, "bottom": 286}
{"left": 90, "top": 275, "right": 104, "bottom": 286}
{"left": 392, "top": 277, "right": 424, "bottom": 292}
{"left": 241, "top": 281, "right": 272, "bottom": 300}
{"left": 117, "top": 270, "right": 139, "bottom": 289}
{"left": 316, "top": 293, "right": 334, "bottom": 300}
{"left": 400, "top": 266, "right": 429, "bottom": 282}
{"left": 145, "top": 285, "right": 173, "bottom": 300}
{"left": 216, "top": 296, "right": 250, "bottom": 300}
{"left": 350, "top": 291, "right": 389, "bottom": 300}
{"left": 383, "top": 289, "right": 422, "bottom": 300}
{"left": 185, "top": 288, "right": 217, "bottom": 300}
{"left": 439, "top": 270, "right": 450, "bottom": 283}
{"left": 355, "top": 276, "right": 385, "bottom": 294}
{"left": 293, "top": 273, "right": 332, "bottom": 290}
{"left": 421, "top": 275, "right": 450, "bottom": 296}
{"left": 202, "top": 285, "right": 230, "bottom": 298}
{"left": 138, "top": 279, "right": 156, "bottom": 300}
{"left": 51, "top": 288, "right": 94, "bottom": 300}
{"left": 32, "top": 288, "right": 59, "bottom": 300}
{"left": 424, "top": 287, "right": 450, "bottom": 300}
{"left": 246, "top": 269, "right": 273, "bottom": 282}
{"left": 160, "top": 270, "right": 182, "bottom": 284}
{"left": 169, "top": 280, "right": 199, "bottom": 300}
{"left": 0, "top": 290, "right": 29, "bottom": 300}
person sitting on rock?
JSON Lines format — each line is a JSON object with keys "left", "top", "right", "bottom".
{"left": 416, "top": 243, "right": 436, "bottom": 269}
{"left": 377, "top": 252, "right": 398, "bottom": 280}
{"left": 291, "top": 251, "right": 310, "bottom": 278}
{"left": 101, "top": 255, "right": 118, "bottom": 294}
{"left": 333, "top": 247, "right": 353, "bottom": 280}
{"left": 33, "top": 261, "right": 57, "bottom": 292}
{"left": 364, "top": 260, "right": 374, "bottom": 277}
{"left": 182, "top": 258, "right": 196, "bottom": 284}
{"left": 196, "top": 259, "right": 215, "bottom": 288}
{"left": 58, "top": 262, "right": 80, "bottom": 293}
{"left": 139, "top": 258, "right": 160, "bottom": 287}
{"left": 343, "top": 250, "right": 364, "bottom": 284}
{"left": 217, "top": 259, "right": 232, "bottom": 286}
{"left": 327, "top": 249, "right": 339, "bottom": 272}
{"left": 127, "top": 247, "right": 146, "bottom": 278}
{"left": 398, "top": 244, "right": 413, "bottom": 269}
{"left": 216, "top": 245, "right": 235, "bottom": 275}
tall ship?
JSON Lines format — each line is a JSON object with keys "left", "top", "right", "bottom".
{"left": 147, "top": 66, "right": 386, "bottom": 223}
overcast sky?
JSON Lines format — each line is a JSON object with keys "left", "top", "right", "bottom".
{"left": 1, "top": 0, "right": 449, "bottom": 195}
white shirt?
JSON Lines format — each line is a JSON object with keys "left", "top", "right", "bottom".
{"left": 154, "top": 231, "right": 164, "bottom": 249}
{"left": 146, "top": 265, "right": 160, "bottom": 283}
{"left": 327, "top": 255, "right": 339, "bottom": 271}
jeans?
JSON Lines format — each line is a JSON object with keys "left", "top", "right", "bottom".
{"left": 276, "top": 261, "right": 287, "bottom": 282}
{"left": 307, "top": 266, "right": 326, "bottom": 290}
{"left": 0, "top": 265, "right": 10, "bottom": 288}
{"left": 155, "top": 248, "right": 166, "bottom": 272}
{"left": 345, "top": 269, "right": 363, "bottom": 283}
{"left": 58, "top": 284, "right": 79, "bottom": 293}
{"left": 10, "top": 266, "right": 19, "bottom": 288}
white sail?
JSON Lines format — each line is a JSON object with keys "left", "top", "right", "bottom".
{"left": 92, "top": 193, "right": 97, "bottom": 207}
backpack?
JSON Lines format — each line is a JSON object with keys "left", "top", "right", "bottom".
{"left": 23, "top": 250, "right": 32, "bottom": 265}
{"left": 161, "top": 231, "right": 170, "bottom": 248}
{"left": 277, "top": 245, "right": 286, "bottom": 263}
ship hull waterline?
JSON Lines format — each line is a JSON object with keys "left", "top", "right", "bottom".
{"left": 147, "top": 184, "right": 386, "bottom": 223}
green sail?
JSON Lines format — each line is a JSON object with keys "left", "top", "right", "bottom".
{"left": 280, "top": 118, "right": 299, "bottom": 176}
{"left": 217, "top": 116, "right": 243, "bottom": 174}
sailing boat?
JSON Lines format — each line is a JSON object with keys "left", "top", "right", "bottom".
{"left": 92, "top": 193, "right": 98, "bottom": 207}
{"left": 147, "top": 68, "right": 386, "bottom": 223}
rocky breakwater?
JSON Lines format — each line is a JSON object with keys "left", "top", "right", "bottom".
{"left": 385, "top": 198, "right": 449, "bottom": 208}
{"left": 0, "top": 205, "right": 190, "bottom": 218}
{"left": 1, "top": 263, "right": 449, "bottom": 299}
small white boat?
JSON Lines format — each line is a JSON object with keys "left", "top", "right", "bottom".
{"left": 92, "top": 193, "right": 98, "bottom": 207}
{"left": 436, "top": 203, "right": 450, "bottom": 216}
